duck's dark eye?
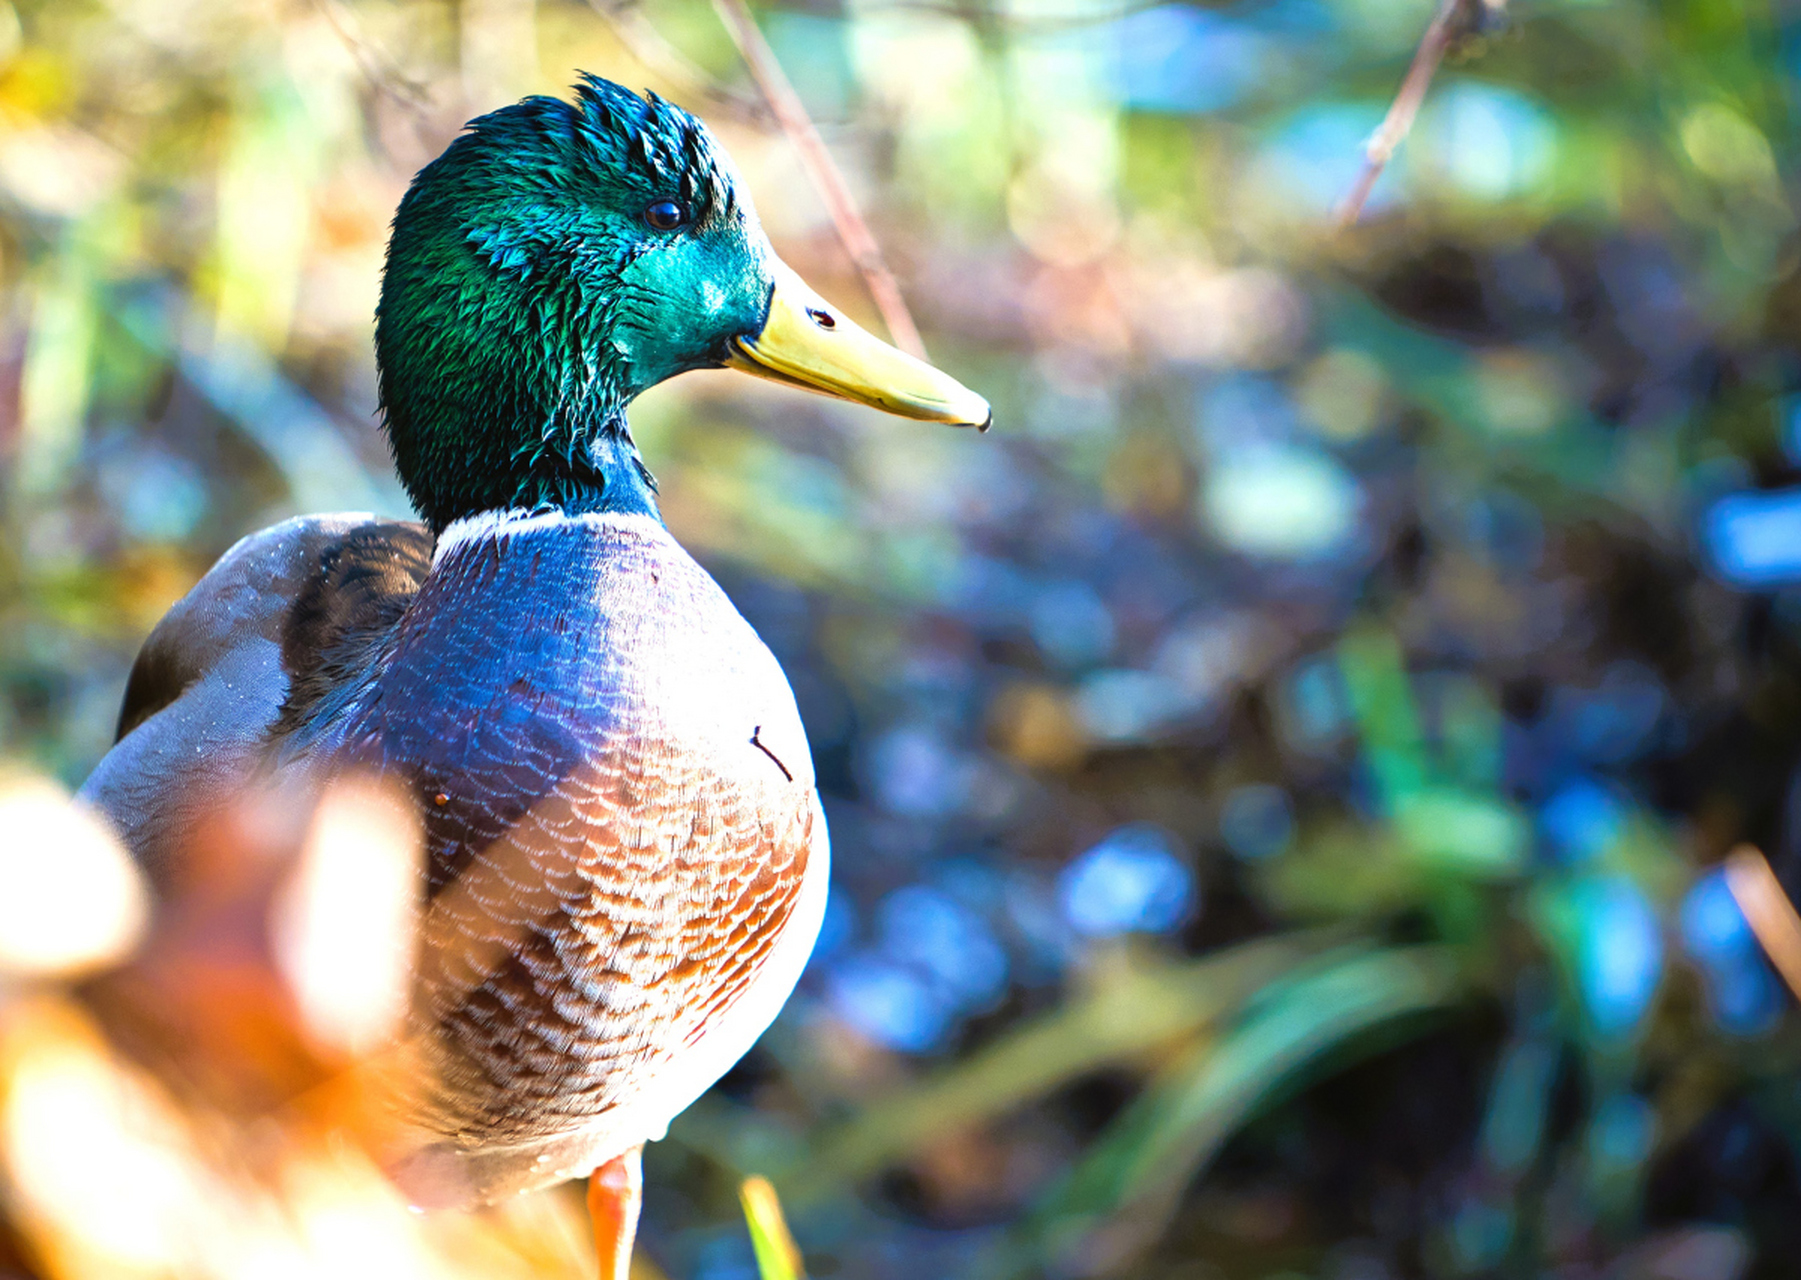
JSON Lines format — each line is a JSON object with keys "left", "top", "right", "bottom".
{"left": 643, "top": 200, "right": 688, "bottom": 232}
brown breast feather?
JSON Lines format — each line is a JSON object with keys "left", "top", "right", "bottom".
{"left": 328, "top": 514, "right": 818, "bottom": 1182}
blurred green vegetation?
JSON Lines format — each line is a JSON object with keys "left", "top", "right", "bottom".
{"left": 6, "top": 0, "right": 1801, "bottom": 1277}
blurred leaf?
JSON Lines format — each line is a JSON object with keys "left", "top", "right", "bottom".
{"left": 792, "top": 932, "right": 1333, "bottom": 1197}
{"left": 1395, "top": 787, "right": 1528, "bottom": 879}
{"left": 1337, "top": 627, "right": 1526, "bottom": 879}
{"left": 1337, "top": 624, "right": 1427, "bottom": 803}
{"left": 17, "top": 222, "right": 100, "bottom": 496}
{"left": 215, "top": 74, "right": 320, "bottom": 349}
{"left": 1254, "top": 820, "right": 1421, "bottom": 920}
{"left": 740, "top": 1175, "right": 806, "bottom": 1280}
{"left": 1009, "top": 945, "right": 1464, "bottom": 1275}
{"left": 1480, "top": 1031, "right": 1559, "bottom": 1177}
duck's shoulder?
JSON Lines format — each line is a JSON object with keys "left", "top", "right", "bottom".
{"left": 116, "top": 513, "right": 427, "bottom": 740}
{"left": 398, "top": 508, "right": 765, "bottom": 677}
{"left": 87, "top": 513, "right": 428, "bottom": 875}
{"left": 270, "top": 518, "right": 434, "bottom": 740}
{"left": 350, "top": 509, "right": 814, "bottom": 852}
{"left": 420, "top": 507, "right": 720, "bottom": 605}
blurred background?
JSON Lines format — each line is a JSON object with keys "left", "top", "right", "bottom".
{"left": 2, "top": 0, "right": 1801, "bottom": 1276}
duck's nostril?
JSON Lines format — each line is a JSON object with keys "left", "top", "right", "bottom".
{"left": 806, "top": 307, "right": 836, "bottom": 330}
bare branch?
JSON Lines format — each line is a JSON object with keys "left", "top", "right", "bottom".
{"left": 711, "top": 0, "right": 930, "bottom": 360}
{"left": 311, "top": 0, "right": 435, "bottom": 114}
{"left": 1725, "top": 844, "right": 1801, "bottom": 1001}
{"left": 1335, "top": 0, "right": 1502, "bottom": 228}
{"left": 585, "top": 0, "right": 770, "bottom": 124}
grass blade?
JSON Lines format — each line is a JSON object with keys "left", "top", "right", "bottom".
{"left": 794, "top": 932, "right": 1333, "bottom": 1197}
{"left": 1014, "top": 945, "right": 1464, "bottom": 1276}
{"left": 741, "top": 1175, "right": 806, "bottom": 1280}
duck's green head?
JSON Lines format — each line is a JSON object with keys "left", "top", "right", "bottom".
{"left": 377, "top": 74, "right": 988, "bottom": 533}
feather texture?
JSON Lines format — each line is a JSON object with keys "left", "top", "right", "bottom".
{"left": 80, "top": 75, "right": 852, "bottom": 1221}
{"left": 320, "top": 512, "right": 824, "bottom": 1207}
{"left": 87, "top": 508, "right": 827, "bottom": 1210}
{"left": 84, "top": 513, "right": 405, "bottom": 886}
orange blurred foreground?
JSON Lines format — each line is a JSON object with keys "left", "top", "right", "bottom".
{"left": 0, "top": 773, "right": 639, "bottom": 1280}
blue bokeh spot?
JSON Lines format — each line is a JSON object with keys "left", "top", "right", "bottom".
{"left": 1058, "top": 824, "right": 1196, "bottom": 936}
{"left": 1704, "top": 486, "right": 1801, "bottom": 587}
{"left": 1539, "top": 779, "right": 1622, "bottom": 864}
{"left": 1576, "top": 876, "right": 1664, "bottom": 1038}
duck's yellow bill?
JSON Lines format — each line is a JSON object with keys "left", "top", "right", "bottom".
{"left": 727, "top": 260, "right": 991, "bottom": 430}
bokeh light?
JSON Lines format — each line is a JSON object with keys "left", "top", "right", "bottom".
{"left": 4, "top": 0, "right": 1801, "bottom": 1275}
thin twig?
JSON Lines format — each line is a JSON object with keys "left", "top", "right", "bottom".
{"left": 740, "top": 1176, "right": 808, "bottom": 1279}
{"left": 311, "top": 0, "right": 435, "bottom": 113}
{"left": 1336, "top": 0, "right": 1488, "bottom": 227}
{"left": 1724, "top": 844, "right": 1801, "bottom": 1001}
{"left": 710, "top": 0, "right": 929, "bottom": 360}
{"left": 853, "top": 0, "right": 1170, "bottom": 34}
{"left": 585, "top": 0, "right": 770, "bottom": 124}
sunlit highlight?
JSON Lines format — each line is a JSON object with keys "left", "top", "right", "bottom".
{"left": 0, "top": 776, "right": 146, "bottom": 977}
{"left": 271, "top": 776, "right": 423, "bottom": 1058}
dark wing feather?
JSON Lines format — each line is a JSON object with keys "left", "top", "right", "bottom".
{"left": 81, "top": 514, "right": 431, "bottom": 882}
{"left": 273, "top": 520, "right": 434, "bottom": 740}
{"left": 115, "top": 620, "right": 199, "bottom": 742}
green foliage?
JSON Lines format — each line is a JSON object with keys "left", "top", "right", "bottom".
{"left": 6, "top": 0, "right": 1801, "bottom": 1275}
{"left": 740, "top": 1176, "right": 807, "bottom": 1280}
{"left": 1009, "top": 946, "right": 1463, "bottom": 1277}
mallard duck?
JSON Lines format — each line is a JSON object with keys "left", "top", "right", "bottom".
{"left": 78, "top": 74, "right": 988, "bottom": 1276}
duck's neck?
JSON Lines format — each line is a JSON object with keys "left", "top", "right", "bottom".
{"left": 430, "top": 501, "right": 666, "bottom": 564}
{"left": 509, "top": 416, "right": 662, "bottom": 525}
{"left": 398, "top": 401, "right": 663, "bottom": 534}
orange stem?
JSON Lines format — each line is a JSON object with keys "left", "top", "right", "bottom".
{"left": 588, "top": 1147, "right": 645, "bottom": 1280}
{"left": 1724, "top": 844, "right": 1801, "bottom": 1001}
